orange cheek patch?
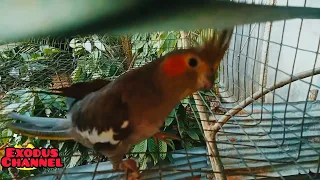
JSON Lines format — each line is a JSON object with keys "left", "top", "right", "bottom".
{"left": 162, "top": 55, "right": 186, "bottom": 77}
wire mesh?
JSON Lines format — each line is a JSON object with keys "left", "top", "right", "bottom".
{"left": 212, "top": 0, "right": 320, "bottom": 179}
{"left": 1, "top": 1, "right": 320, "bottom": 180}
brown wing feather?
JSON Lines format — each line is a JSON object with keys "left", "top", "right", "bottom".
{"left": 70, "top": 88, "right": 132, "bottom": 151}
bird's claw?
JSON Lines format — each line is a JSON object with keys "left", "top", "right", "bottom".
{"left": 153, "top": 132, "right": 180, "bottom": 145}
{"left": 119, "top": 159, "right": 140, "bottom": 180}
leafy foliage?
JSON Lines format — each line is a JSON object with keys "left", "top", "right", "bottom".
{"left": 0, "top": 34, "right": 126, "bottom": 178}
{"left": 68, "top": 35, "right": 126, "bottom": 82}
{"left": 0, "top": 29, "right": 216, "bottom": 178}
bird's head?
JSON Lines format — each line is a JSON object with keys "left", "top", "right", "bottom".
{"left": 158, "top": 28, "right": 233, "bottom": 98}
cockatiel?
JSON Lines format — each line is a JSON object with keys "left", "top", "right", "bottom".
{"left": 6, "top": 28, "right": 233, "bottom": 179}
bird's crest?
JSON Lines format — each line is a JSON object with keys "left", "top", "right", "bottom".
{"left": 199, "top": 28, "right": 234, "bottom": 68}
{"left": 161, "top": 28, "right": 234, "bottom": 77}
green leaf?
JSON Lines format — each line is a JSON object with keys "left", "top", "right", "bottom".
{"left": 20, "top": 53, "right": 31, "bottom": 60}
{"left": 71, "top": 66, "right": 82, "bottom": 81}
{"left": 158, "top": 32, "right": 178, "bottom": 56}
{"left": 187, "top": 119, "right": 200, "bottom": 128}
{"left": 186, "top": 130, "right": 200, "bottom": 141}
{"left": 177, "top": 103, "right": 186, "bottom": 121}
{"left": 132, "top": 139, "right": 147, "bottom": 158}
{"left": 147, "top": 138, "right": 158, "bottom": 152}
{"left": 140, "top": 33, "right": 148, "bottom": 40}
{"left": 157, "top": 32, "right": 169, "bottom": 56}
{"left": 165, "top": 109, "right": 176, "bottom": 127}
{"left": 30, "top": 52, "right": 45, "bottom": 61}
{"left": 193, "top": 129, "right": 204, "bottom": 138}
{"left": 0, "top": 171, "right": 12, "bottom": 179}
{"left": 91, "top": 49, "right": 101, "bottom": 59}
{"left": 177, "top": 118, "right": 185, "bottom": 134}
{"left": 166, "top": 139, "right": 175, "bottom": 150}
{"left": 180, "top": 97, "right": 189, "bottom": 107}
{"left": 135, "top": 41, "right": 145, "bottom": 50}
{"left": 167, "top": 153, "right": 175, "bottom": 163}
{"left": 188, "top": 98, "right": 200, "bottom": 119}
{"left": 131, "top": 33, "right": 140, "bottom": 42}
{"left": 19, "top": 136, "right": 29, "bottom": 145}
{"left": 32, "top": 93, "right": 45, "bottom": 115}
{"left": 143, "top": 43, "right": 149, "bottom": 57}
{"left": 18, "top": 103, "right": 32, "bottom": 114}
{"left": 38, "top": 93, "right": 53, "bottom": 106}
{"left": 182, "top": 141, "right": 193, "bottom": 149}
{"left": 165, "top": 117, "right": 174, "bottom": 127}
{"left": 52, "top": 101, "right": 67, "bottom": 111}
{"left": 152, "top": 38, "right": 162, "bottom": 51}
{"left": 147, "top": 138, "right": 159, "bottom": 165}
{"left": 0, "top": 129, "right": 11, "bottom": 144}
{"left": 75, "top": 144, "right": 90, "bottom": 166}
{"left": 19, "top": 92, "right": 33, "bottom": 103}
{"left": 52, "top": 48, "right": 60, "bottom": 53}
{"left": 158, "top": 140, "right": 167, "bottom": 160}
{"left": 163, "top": 32, "right": 178, "bottom": 54}
{"left": 200, "top": 91, "right": 213, "bottom": 96}
{"left": 60, "top": 141, "right": 78, "bottom": 168}
{"left": 19, "top": 64, "right": 29, "bottom": 75}
{"left": 108, "top": 63, "right": 121, "bottom": 76}
{"left": 6, "top": 89, "right": 29, "bottom": 95}
{"left": 159, "top": 32, "right": 168, "bottom": 40}
{"left": 138, "top": 154, "right": 149, "bottom": 170}
{"left": 150, "top": 33, "right": 159, "bottom": 42}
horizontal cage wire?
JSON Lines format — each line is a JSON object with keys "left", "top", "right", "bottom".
{"left": 0, "top": 1, "right": 320, "bottom": 180}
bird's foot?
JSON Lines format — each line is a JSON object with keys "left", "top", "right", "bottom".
{"left": 153, "top": 132, "right": 180, "bottom": 145}
{"left": 119, "top": 159, "right": 140, "bottom": 180}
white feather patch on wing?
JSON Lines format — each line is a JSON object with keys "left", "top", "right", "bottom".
{"left": 121, "top": 121, "right": 129, "bottom": 129}
{"left": 76, "top": 128, "right": 120, "bottom": 145}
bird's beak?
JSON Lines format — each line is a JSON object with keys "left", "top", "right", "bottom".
{"left": 197, "top": 66, "right": 216, "bottom": 91}
{"left": 198, "top": 75, "right": 214, "bottom": 91}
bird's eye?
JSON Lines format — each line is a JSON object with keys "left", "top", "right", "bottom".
{"left": 188, "top": 58, "right": 198, "bottom": 68}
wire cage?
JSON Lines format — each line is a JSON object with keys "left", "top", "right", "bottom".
{"left": 1, "top": 1, "right": 320, "bottom": 180}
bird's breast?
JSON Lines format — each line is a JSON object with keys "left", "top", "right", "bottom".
{"left": 127, "top": 116, "right": 164, "bottom": 145}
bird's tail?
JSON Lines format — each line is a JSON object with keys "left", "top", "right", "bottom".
{"left": 6, "top": 112, "right": 73, "bottom": 141}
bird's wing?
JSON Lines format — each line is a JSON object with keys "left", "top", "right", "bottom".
{"left": 7, "top": 87, "right": 132, "bottom": 152}
{"left": 66, "top": 87, "right": 132, "bottom": 152}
